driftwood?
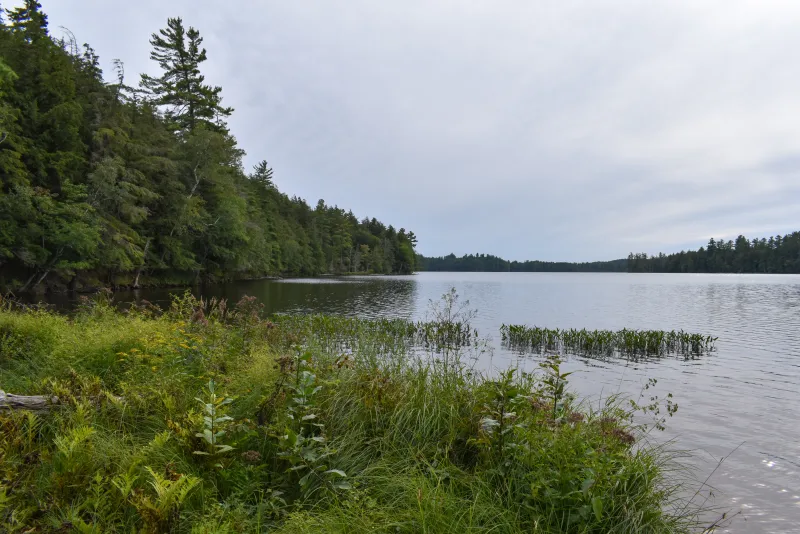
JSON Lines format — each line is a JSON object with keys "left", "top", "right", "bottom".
{"left": 0, "top": 390, "right": 59, "bottom": 412}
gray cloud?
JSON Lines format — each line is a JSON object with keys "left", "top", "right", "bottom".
{"left": 29, "top": 0, "right": 800, "bottom": 261}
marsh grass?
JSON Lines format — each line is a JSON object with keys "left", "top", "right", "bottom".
{"left": 501, "top": 324, "right": 717, "bottom": 360}
{"left": 0, "top": 292, "right": 714, "bottom": 532}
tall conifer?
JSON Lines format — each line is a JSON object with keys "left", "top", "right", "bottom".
{"left": 140, "top": 18, "right": 232, "bottom": 134}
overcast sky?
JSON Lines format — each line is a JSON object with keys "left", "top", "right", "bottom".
{"left": 28, "top": 1, "right": 800, "bottom": 261}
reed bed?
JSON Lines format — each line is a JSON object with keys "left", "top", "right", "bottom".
{"left": 501, "top": 324, "right": 717, "bottom": 358}
{"left": 272, "top": 314, "right": 480, "bottom": 354}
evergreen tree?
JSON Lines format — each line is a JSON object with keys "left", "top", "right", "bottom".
{"left": 625, "top": 232, "right": 800, "bottom": 274}
{"left": 140, "top": 17, "right": 232, "bottom": 134}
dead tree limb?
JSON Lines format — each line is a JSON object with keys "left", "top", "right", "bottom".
{"left": 0, "top": 390, "right": 59, "bottom": 413}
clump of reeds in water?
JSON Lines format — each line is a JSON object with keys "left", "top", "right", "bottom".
{"left": 500, "top": 324, "right": 717, "bottom": 359}
{"left": 272, "top": 314, "right": 480, "bottom": 355}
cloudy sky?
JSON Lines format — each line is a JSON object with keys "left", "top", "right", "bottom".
{"left": 31, "top": 0, "right": 800, "bottom": 261}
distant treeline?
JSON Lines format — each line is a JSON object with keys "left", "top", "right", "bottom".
{"left": 0, "top": 4, "right": 416, "bottom": 293}
{"left": 417, "top": 253, "right": 627, "bottom": 272}
{"left": 628, "top": 232, "right": 800, "bottom": 273}
{"left": 420, "top": 231, "right": 800, "bottom": 274}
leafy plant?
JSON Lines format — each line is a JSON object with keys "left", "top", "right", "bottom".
{"left": 473, "top": 369, "right": 526, "bottom": 471}
{"left": 131, "top": 467, "right": 200, "bottom": 533}
{"left": 194, "top": 380, "right": 235, "bottom": 465}
{"left": 630, "top": 378, "right": 680, "bottom": 432}
{"left": 538, "top": 355, "right": 573, "bottom": 422}
{"left": 276, "top": 350, "right": 351, "bottom": 499}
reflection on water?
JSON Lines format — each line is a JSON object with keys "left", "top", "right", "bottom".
{"left": 34, "top": 275, "right": 420, "bottom": 320}
{"left": 24, "top": 272, "right": 800, "bottom": 533}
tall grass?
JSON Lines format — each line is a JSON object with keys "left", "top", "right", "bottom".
{"left": 0, "top": 292, "right": 713, "bottom": 532}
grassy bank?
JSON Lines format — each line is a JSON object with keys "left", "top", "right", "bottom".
{"left": 0, "top": 292, "right": 707, "bottom": 532}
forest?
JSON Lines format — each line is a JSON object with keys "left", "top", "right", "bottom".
{"left": 0, "top": 2, "right": 418, "bottom": 294}
{"left": 627, "top": 231, "right": 800, "bottom": 273}
{"left": 418, "top": 253, "right": 627, "bottom": 272}
{"left": 420, "top": 232, "right": 800, "bottom": 274}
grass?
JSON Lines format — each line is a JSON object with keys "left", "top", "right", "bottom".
{"left": 0, "top": 291, "right": 713, "bottom": 532}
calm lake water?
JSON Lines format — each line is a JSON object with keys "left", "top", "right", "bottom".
{"left": 38, "top": 272, "right": 800, "bottom": 533}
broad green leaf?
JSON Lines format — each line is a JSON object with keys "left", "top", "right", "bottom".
{"left": 591, "top": 496, "right": 603, "bottom": 521}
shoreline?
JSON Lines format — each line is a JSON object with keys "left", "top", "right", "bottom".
{"left": 0, "top": 299, "right": 709, "bottom": 532}
{"left": 3, "top": 272, "right": 418, "bottom": 297}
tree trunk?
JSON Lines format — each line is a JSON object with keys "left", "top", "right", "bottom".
{"left": 31, "top": 269, "right": 51, "bottom": 291}
{"left": 133, "top": 238, "right": 151, "bottom": 289}
{"left": 0, "top": 390, "right": 122, "bottom": 412}
{"left": 18, "top": 271, "right": 38, "bottom": 293}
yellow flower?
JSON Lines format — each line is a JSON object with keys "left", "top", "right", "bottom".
{"left": 151, "top": 366, "right": 158, "bottom": 371}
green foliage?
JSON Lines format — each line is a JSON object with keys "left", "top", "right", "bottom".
{"left": 139, "top": 17, "right": 232, "bottom": 134}
{"left": 131, "top": 467, "right": 200, "bottom": 533}
{"left": 0, "top": 292, "right": 713, "bottom": 532}
{"left": 419, "top": 253, "right": 628, "bottom": 272}
{"left": 193, "top": 380, "right": 235, "bottom": 463}
{"left": 501, "top": 324, "right": 717, "bottom": 359}
{"left": 628, "top": 231, "right": 800, "bottom": 273}
{"left": 275, "top": 350, "right": 352, "bottom": 500}
{"left": 0, "top": 4, "right": 417, "bottom": 294}
{"left": 422, "top": 230, "right": 800, "bottom": 275}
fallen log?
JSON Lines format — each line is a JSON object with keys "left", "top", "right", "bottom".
{"left": 0, "top": 390, "right": 59, "bottom": 412}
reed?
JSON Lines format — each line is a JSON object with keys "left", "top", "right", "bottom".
{"left": 501, "top": 324, "right": 717, "bottom": 359}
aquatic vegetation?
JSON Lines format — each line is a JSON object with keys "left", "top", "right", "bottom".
{"left": 501, "top": 324, "right": 717, "bottom": 359}
{"left": 0, "top": 292, "right": 713, "bottom": 532}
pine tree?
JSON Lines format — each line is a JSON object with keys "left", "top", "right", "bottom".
{"left": 251, "top": 160, "right": 274, "bottom": 189}
{"left": 140, "top": 18, "right": 232, "bottom": 134}
{"left": 6, "top": 0, "right": 48, "bottom": 43}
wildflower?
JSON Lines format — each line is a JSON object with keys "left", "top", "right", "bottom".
{"left": 567, "top": 412, "right": 585, "bottom": 424}
{"left": 530, "top": 398, "right": 549, "bottom": 412}
{"left": 242, "top": 450, "right": 262, "bottom": 463}
{"left": 609, "top": 427, "right": 636, "bottom": 445}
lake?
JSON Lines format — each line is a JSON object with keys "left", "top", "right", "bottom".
{"left": 36, "top": 272, "right": 800, "bottom": 533}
